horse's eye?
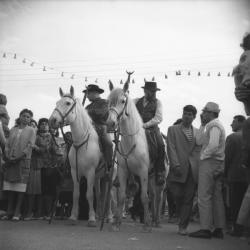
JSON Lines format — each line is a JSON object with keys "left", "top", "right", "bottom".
{"left": 66, "top": 101, "right": 71, "bottom": 106}
{"left": 121, "top": 99, "right": 126, "bottom": 104}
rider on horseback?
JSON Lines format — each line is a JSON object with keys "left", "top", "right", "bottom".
{"left": 135, "top": 80, "right": 166, "bottom": 186}
{"left": 83, "top": 84, "right": 113, "bottom": 171}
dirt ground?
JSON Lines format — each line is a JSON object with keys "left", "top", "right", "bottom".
{"left": 0, "top": 218, "right": 249, "bottom": 250}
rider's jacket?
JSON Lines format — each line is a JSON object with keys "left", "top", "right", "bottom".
{"left": 85, "top": 98, "right": 109, "bottom": 126}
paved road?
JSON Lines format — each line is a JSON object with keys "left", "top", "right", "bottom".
{"left": 0, "top": 218, "right": 249, "bottom": 250}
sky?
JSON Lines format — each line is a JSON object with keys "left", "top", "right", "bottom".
{"left": 0, "top": 0, "right": 250, "bottom": 135}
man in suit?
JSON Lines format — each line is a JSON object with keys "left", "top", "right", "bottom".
{"left": 224, "top": 115, "right": 247, "bottom": 233}
{"left": 167, "top": 105, "right": 200, "bottom": 235}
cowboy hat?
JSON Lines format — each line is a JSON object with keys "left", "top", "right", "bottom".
{"left": 82, "top": 84, "right": 104, "bottom": 94}
{"left": 142, "top": 81, "right": 161, "bottom": 92}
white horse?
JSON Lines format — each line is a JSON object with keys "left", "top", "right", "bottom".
{"left": 49, "top": 86, "right": 105, "bottom": 226}
{"left": 106, "top": 75, "right": 152, "bottom": 232}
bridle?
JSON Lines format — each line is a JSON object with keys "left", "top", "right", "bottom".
{"left": 108, "top": 94, "right": 128, "bottom": 122}
{"left": 109, "top": 94, "right": 139, "bottom": 165}
{"left": 53, "top": 94, "right": 89, "bottom": 183}
{"left": 54, "top": 95, "right": 77, "bottom": 127}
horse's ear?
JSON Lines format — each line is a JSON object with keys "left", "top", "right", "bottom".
{"left": 123, "top": 71, "right": 134, "bottom": 93}
{"left": 59, "top": 87, "right": 64, "bottom": 97}
{"left": 123, "top": 81, "right": 129, "bottom": 93}
{"left": 108, "top": 80, "right": 114, "bottom": 91}
{"left": 70, "top": 86, "right": 74, "bottom": 97}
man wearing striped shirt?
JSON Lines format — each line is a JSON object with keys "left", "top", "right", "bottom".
{"left": 167, "top": 105, "right": 200, "bottom": 235}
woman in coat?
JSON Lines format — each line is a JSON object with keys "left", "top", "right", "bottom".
{"left": 2, "top": 109, "right": 36, "bottom": 220}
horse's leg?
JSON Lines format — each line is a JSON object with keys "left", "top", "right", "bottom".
{"left": 140, "top": 170, "right": 152, "bottom": 232}
{"left": 112, "top": 167, "right": 127, "bottom": 232}
{"left": 148, "top": 176, "right": 156, "bottom": 226}
{"left": 155, "top": 184, "right": 164, "bottom": 227}
{"left": 94, "top": 177, "right": 101, "bottom": 220}
{"left": 107, "top": 188, "right": 114, "bottom": 223}
{"left": 86, "top": 170, "right": 96, "bottom": 227}
{"left": 69, "top": 168, "right": 79, "bottom": 223}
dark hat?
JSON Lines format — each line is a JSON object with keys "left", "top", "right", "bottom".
{"left": 142, "top": 81, "right": 160, "bottom": 92}
{"left": 82, "top": 84, "right": 104, "bottom": 94}
{"left": 38, "top": 118, "right": 49, "bottom": 128}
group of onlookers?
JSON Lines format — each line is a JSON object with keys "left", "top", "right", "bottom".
{"left": 0, "top": 96, "right": 73, "bottom": 221}
{"left": 165, "top": 103, "right": 249, "bottom": 240}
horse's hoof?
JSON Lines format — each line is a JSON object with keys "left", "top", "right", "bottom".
{"left": 111, "top": 224, "right": 120, "bottom": 232}
{"left": 105, "top": 217, "right": 113, "bottom": 223}
{"left": 68, "top": 218, "right": 77, "bottom": 225}
{"left": 141, "top": 225, "right": 152, "bottom": 233}
{"left": 87, "top": 220, "right": 97, "bottom": 227}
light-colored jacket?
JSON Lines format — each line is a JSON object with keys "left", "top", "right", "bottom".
{"left": 197, "top": 119, "right": 225, "bottom": 161}
{"left": 167, "top": 124, "right": 201, "bottom": 183}
{"left": 5, "top": 126, "right": 36, "bottom": 160}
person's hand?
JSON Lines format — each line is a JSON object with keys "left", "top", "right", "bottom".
{"left": 235, "top": 87, "right": 250, "bottom": 102}
{"left": 13, "top": 154, "right": 26, "bottom": 162}
{"left": 200, "top": 114, "right": 206, "bottom": 126}
{"left": 173, "top": 165, "right": 182, "bottom": 177}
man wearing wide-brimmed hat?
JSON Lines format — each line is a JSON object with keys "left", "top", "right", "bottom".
{"left": 135, "top": 80, "right": 166, "bottom": 186}
{"left": 190, "top": 102, "right": 226, "bottom": 239}
{"left": 82, "top": 84, "right": 113, "bottom": 170}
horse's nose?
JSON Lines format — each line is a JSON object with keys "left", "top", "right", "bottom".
{"left": 111, "top": 121, "right": 116, "bottom": 128}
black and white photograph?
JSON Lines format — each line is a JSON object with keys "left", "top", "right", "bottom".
{"left": 0, "top": 0, "right": 250, "bottom": 249}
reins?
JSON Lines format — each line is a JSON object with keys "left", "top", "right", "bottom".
{"left": 54, "top": 95, "right": 90, "bottom": 183}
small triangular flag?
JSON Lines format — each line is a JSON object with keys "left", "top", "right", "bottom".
{"left": 3, "top": 53, "right": 6, "bottom": 58}
{"left": 198, "top": 72, "right": 201, "bottom": 76}
{"left": 165, "top": 74, "right": 168, "bottom": 79}
{"left": 14, "top": 54, "right": 17, "bottom": 59}
{"left": 43, "top": 66, "right": 46, "bottom": 71}
{"left": 95, "top": 78, "right": 98, "bottom": 83}
{"left": 207, "top": 72, "right": 210, "bottom": 76}
{"left": 61, "top": 72, "right": 64, "bottom": 77}
{"left": 30, "top": 62, "right": 34, "bottom": 66}
{"left": 152, "top": 77, "right": 155, "bottom": 81}
{"left": 132, "top": 79, "right": 135, "bottom": 83}
{"left": 218, "top": 72, "right": 221, "bottom": 76}
{"left": 85, "top": 77, "right": 88, "bottom": 82}
{"left": 188, "top": 71, "right": 191, "bottom": 76}
{"left": 227, "top": 72, "right": 231, "bottom": 77}
{"left": 71, "top": 74, "right": 75, "bottom": 79}
{"left": 120, "top": 80, "right": 123, "bottom": 84}
{"left": 22, "top": 58, "right": 26, "bottom": 63}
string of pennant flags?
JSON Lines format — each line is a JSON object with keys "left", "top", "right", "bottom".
{"left": 1, "top": 52, "right": 232, "bottom": 84}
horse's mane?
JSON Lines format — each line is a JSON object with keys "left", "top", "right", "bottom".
{"left": 74, "top": 98, "right": 93, "bottom": 126}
